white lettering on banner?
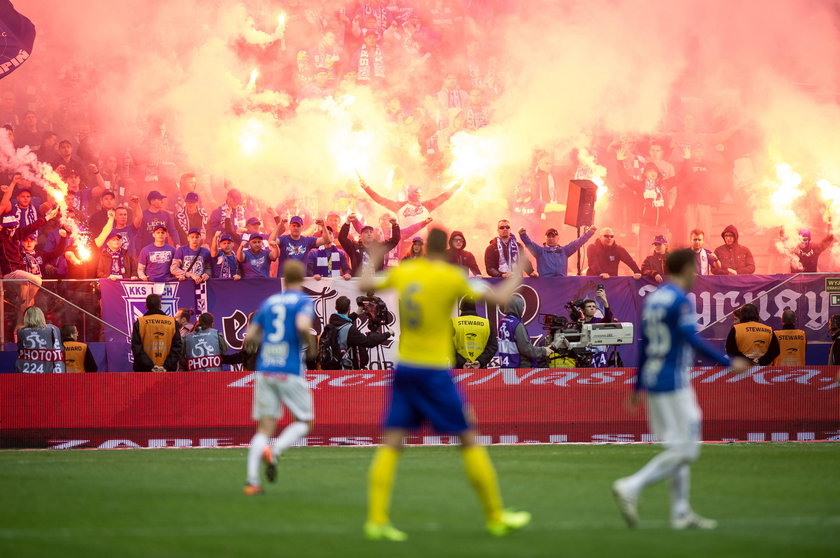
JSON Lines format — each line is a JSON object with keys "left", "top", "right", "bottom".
{"left": 713, "top": 290, "right": 741, "bottom": 321}
{"left": 98, "top": 439, "right": 142, "bottom": 449}
{"left": 223, "top": 368, "right": 839, "bottom": 390}
{"left": 200, "top": 438, "right": 234, "bottom": 447}
{"left": 49, "top": 439, "right": 90, "bottom": 449}
{"left": 148, "top": 439, "right": 193, "bottom": 448}
{"left": 591, "top": 434, "right": 636, "bottom": 443}
{"left": 328, "top": 437, "right": 374, "bottom": 445}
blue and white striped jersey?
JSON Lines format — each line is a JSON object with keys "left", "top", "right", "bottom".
{"left": 636, "top": 283, "right": 730, "bottom": 392}
{"left": 253, "top": 290, "right": 313, "bottom": 375}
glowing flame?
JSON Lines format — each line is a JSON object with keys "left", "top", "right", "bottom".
{"left": 238, "top": 118, "right": 266, "bottom": 158}
{"left": 817, "top": 178, "right": 840, "bottom": 223}
{"left": 448, "top": 132, "right": 505, "bottom": 183}
{"left": 77, "top": 245, "right": 92, "bottom": 261}
{"left": 331, "top": 130, "right": 374, "bottom": 177}
{"left": 771, "top": 163, "right": 804, "bottom": 207}
{"left": 277, "top": 13, "right": 287, "bottom": 34}
{"left": 52, "top": 189, "right": 65, "bottom": 203}
{"left": 246, "top": 68, "right": 258, "bottom": 91}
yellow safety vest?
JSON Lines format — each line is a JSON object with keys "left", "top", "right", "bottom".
{"left": 773, "top": 329, "right": 806, "bottom": 366}
{"left": 452, "top": 316, "right": 491, "bottom": 363}
{"left": 137, "top": 314, "right": 176, "bottom": 368}
{"left": 64, "top": 341, "right": 88, "bottom": 373}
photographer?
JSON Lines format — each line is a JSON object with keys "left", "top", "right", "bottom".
{"left": 452, "top": 298, "right": 497, "bottom": 369}
{"left": 497, "top": 296, "right": 552, "bottom": 367}
{"left": 322, "top": 296, "right": 391, "bottom": 370}
{"left": 581, "top": 286, "right": 614, "bottom": 325}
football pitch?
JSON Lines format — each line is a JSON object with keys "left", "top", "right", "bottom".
{"left": 1, "top": 444, "right": 838, "bottom": 558}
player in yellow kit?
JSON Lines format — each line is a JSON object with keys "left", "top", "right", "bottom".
{"left": 359, "top": 227, "right": 531, "bottom": 541}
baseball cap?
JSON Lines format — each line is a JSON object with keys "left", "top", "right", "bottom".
{"left": 219, "top": 234, "right": 232, "bottom": 242}
{"left": 106, "top": 231, "right": 122, "bottom": 241}
{"left": 147, "top": 190, "right": 166, "bottom": 202}
{"left": 153, "top": 223, "right": 167, "bottom": 232}
{"left": 545, "top": 228, "right": 559, "bottom": 236}
{"left": 246, "top": 217, "right": 262, "bottom": 226}
{"left": 24, "top": 232, "right": 37, "bottom": 241}
{"left": 1, "top": 213, "right": 19, "bottom": 228}
{"left": 187, "top": 227, "right": 201, "bottom": 236}
{"left": 290, "top": 216, "right": 304, "bottom": 225}
{"left": 412, "top": 236, "right": 424, "bottom": 244}
{"left": 250, "top": 232, "right": 264, "bottom": 240}
{"left": 16, "top": 186, "right": 32, "bottom": 195}
{"left": 101, "top": 189, "right": 115, "bottom": 199}
{"left": 653, "top": 235, "right": 668, "bottom": 244}
{"left": 185, "top": 192, "right": 199, "bottom": 203}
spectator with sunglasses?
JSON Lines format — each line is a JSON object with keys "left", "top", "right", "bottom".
{"left": 485, "top": 219, "right": 535, "bottom": 278}
{"left": 585, "top": 227, "right": 642, "bottom": 279}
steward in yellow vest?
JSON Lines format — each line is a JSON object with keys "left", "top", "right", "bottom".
{"left": 452, "top": 298, "right": 497, "bottom": 369}
{"left": 61, "top": 324, "right": 98, "bottom": 372}
{"left": 725, "top": 304, "right": 780, "bottom": 365}
{"left": 773, "top": 309, "right": 806, "bottom": 366}
{"left": 130, "top": 294, "right": 183, "bottom": 372}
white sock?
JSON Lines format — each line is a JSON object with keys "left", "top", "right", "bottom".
{"left": 670, "top": 464, "right": 691, "bottom": 519}
{"left": 247, "top": 432, "right": 268, "bottom": 485}
{"left": 272, "top": 421, "right": 309, "bottom": 458}
{"left": 623, "top": 449, "right": 683, "bottom": 495}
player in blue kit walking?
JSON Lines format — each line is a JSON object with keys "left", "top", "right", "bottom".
{"left": 242, "top": 260, "right": 317, "bottom": 495}
{"left": 612, "top": 249, "right": 750, "bottom": 529}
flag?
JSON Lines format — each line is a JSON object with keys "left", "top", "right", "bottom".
{"left": 0, "top": 0, "right": 35, "bottom": 79}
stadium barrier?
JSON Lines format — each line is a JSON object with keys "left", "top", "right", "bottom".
{"left": 1, "top": 367, "right": 837, "bottom": 449}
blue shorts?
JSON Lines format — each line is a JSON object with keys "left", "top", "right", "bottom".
{"left": 383, "top": 364, "right": 470, "bottom": 434}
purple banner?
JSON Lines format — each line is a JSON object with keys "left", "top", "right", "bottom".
{"left": 99, "top": 280, "right": 198, "bottom": 371}
{"left": 96, "top": 273, "right": 838, "bottom": 371}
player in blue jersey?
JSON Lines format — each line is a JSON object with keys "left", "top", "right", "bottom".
{"left": 242, "top": 260, "right": 317, "bottom": 495}
{"left": 612, "top": 249, "right": 750, "bottom": 529}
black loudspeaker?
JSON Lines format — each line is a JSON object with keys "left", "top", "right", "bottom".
{"left": 564, "top": 179, "right": 597, "bottom": 228}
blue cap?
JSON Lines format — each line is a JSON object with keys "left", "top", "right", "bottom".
{"left": 147, "top": 190, "right": 166, "bottom": 202}
{"left": 411, "top": 236, "right": 424, "bottom": 244}
{"left": 106, "top": 231, "right": 122, "bottom": 241}
{"left": 153, "top": 223, "right": 167, "bottom": 232}
{"left": 653, "top": 235, "right": 668, "bottom": 244}
{"left": 185, "top": 192, "right": 199, "bottom": 203}
{"left": 246, "top": 217, "right": 262, "bottom": 226}
{"left": 290, "top": 216, "right": 304, "bottom": 225}
{"left": 219, "top": 234, "right": 232, "bottom": 242}
{"left": 187, "top": 227, "right": 201, "bottom": 236}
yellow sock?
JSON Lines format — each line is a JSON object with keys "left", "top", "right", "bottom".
{"left": 462, "top": 445, "right": 503, "bottom": 522}
{"left": 368, "top": 446, "right": 401, "bottom": 525}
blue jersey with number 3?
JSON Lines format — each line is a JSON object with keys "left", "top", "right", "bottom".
{"left": 637, "top": 283, "right": 730, "bottom": 393}
{"left": 254, "top": 290, "right": 313, "bottom": 375}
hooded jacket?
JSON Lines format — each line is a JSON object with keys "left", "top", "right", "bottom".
{"left": 500, "top": 296, "right": 545, "bottom": 363}
{"left": 520, "top": 229, "right": 594, "bottom": 278}
{"left": 713, "top": 225, "right": 755, "bottom": 275}
{"left": 327, "top": 312, "right": 391, "bottom": 369}
{"left": 446, "top": 230, "right": 482, "bottom": 276}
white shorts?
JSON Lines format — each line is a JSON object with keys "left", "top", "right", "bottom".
{"left": 252, "top": 372, "right": 314, "bottom": 422}
{"left": 647, "top": 388, "right": 702, "bottom": 448}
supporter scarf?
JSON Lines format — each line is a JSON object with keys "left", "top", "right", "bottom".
{"left": 15, "top": 204, "right": 37, "bottom": 230}
{"left": 104, "top": 247, "right": 126, "bottom": 276}
{"left": 218, "top": 253, "right": 232, "bottom": 279}
{"left": 496, "top": 235, "right": 519, "bottom": 273}
{"left": 466, "top": 106, "right": 488, "bottom": 130}
{"left": 176, "top": 207, "right": 208, "bottom": 237}
{"left": 224, "top": 203, "right": 245, "bottom": 232}
{"left": 314, "top": 246, "right": 343, "bottom": 277}
{"left": 358, "top": 45, "right": 385, "bottom": 81}
{"left": 23, "top": 251, "right": 41, "bottom": 276}
{"left": 695, "top": 248, "right": 709, "bottom": 275}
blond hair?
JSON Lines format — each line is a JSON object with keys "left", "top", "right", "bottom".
{"left": 23, "top": 306, "right": 46, "bottom": 329}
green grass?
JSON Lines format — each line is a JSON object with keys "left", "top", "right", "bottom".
{"left": 1, "top": 444, "right": 839, "bottom": 558}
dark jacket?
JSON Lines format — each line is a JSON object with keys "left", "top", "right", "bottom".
{"left": 616, "top": 162, "right": 675, "bottom": 226}
{"left": 0, "top": 217, "right": 47, "bottom": 275}
{"left": 484, "top": 235, "right": 534, "bottom": 277}
{"left": 338, "top": 221, "right": 400, "bottom": 275}
{"left": 713, "top": 225, "right": 755, "bottom": 275}
{"left": 641, "top": 252, "right": 667, "bottom": 281}
{"left": 96, "top": 247, "right": 137, "bottom": 279}
{"left": 130, "top": 309, "right": 183, "bottom": 371}
{"left": 328, "top": 312, "right": 390, "bottom": 369}
{"left": 446, "top": 230, "right": 482, "bottom": 276}
{"left": 586, "top": 238, "right": 641, "bottom": 277}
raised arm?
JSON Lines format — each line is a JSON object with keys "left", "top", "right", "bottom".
{"left": 93, "top": 211, "right": 115, "bottom": 248}
{"left": 358, "top": 179, "right": 402, "bottom": 212}
{"left": 0, "top": 178, "right": 16, "bottom": 214}
{"left": 423, "top": 182, "right": 462, "bottom": 213}
{"left": 209, "top": 230, "right": 220, "bottom": 258}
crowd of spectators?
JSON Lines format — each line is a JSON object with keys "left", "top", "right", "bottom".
{"left": 1, "top": 1, "right": 837, "bottom": 344}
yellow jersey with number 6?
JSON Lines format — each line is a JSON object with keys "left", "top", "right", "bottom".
{"left": 374, "top": 258, "right": 487, "bottom": 367}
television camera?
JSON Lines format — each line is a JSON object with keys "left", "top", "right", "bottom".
{"left": 540, "top": 312, "right": 634, "bottom": 367}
